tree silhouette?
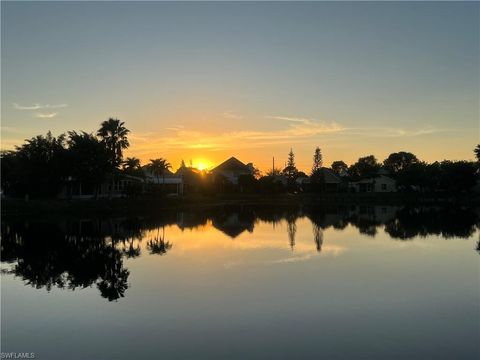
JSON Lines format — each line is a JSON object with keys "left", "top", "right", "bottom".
{"left": 122, "top": 157, "right": 143, "bottom": 177}
{"left": 67, "top": 131, "right": 110, "bottom": 197}
{"left": 147, "top": 158, "right": 172, "bottom": 189}
{"left": 121, "top": 238, "right": 141, "bottom": 259}
{"left": 123, "top": 157, "right": 141, "bottom": 171}
{"left": 97, "top": 118, "right": 130, "bottom": 168}
{"left": 147, "top": 227, "right": 173, "bottom": 255}
{"left": 349, "top": 155, "right": 381, "bottom": 179}
{"left": 311, "top": 147, "right": 323, "bottom": 175}
{"left": 383, "top": 152, "right": 419, "bottom": 174}
{"left": 331, "top": 160, "right": 348, "bottom": 176}
{"left": 11, "top": 131, "right": 68, "bottom": 197}
{"left": 474, "top": 144, "right": 480, "bottom": 162}
{"left": 283, "top": 149, "right": 298, "bottom": 186}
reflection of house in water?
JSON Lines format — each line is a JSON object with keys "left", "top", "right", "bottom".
{"left": 176, "top": 212, "right": 209, "bottom": 230}
{"left": 348, "top": 205, "right": 399, "bottom": 223}
{"left": 345, "top": 205, "right": 399, "bottom": 237}
{"left": 211, "top": 213, "right": 255, "bottom": 238}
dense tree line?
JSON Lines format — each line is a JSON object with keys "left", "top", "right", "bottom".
{"left": 1, "top": 119, "right": 479, "bottom": 197}
{"left": 1, "top": 119, "right": 130, "bottom": 197}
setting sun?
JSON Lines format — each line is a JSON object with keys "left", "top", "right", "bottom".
{"left": 194, "top": 160, "right": 212, "bottom": 171}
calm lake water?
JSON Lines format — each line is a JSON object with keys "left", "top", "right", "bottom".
{"left": 1, "top": 205, "right": 479, "bottom": 359}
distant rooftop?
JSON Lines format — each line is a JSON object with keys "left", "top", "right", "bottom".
{"left": 212, "top": 157, "right": 250, "bottom": 172}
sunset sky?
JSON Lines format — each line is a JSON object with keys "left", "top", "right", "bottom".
{"left": 1, "top": 2, "right": 478, "bottom": 173}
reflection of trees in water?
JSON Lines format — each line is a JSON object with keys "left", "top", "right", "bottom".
{"left": 349, "top": 217, "right": 378, "bottom": 237}
{"left": 1, "top": 220, "right": 137, "bottom": 301}
{"left": 286, "top": 217, "right": 297, "bottom": 251}
{"left": 121, "top": 238, "right": 141, "bottom": 259}
{"left": 312, "top": 224, "right": 323, "bottom": 252}
{"left": 1, "top": 205, "right": 478, "bottom": 302}
{"left": 0, "top": 216, "right": 180, "bottom": 301}
{"left": 147, "top": 227, "right": 172, "bottom": 255}
{"left": 97, "top": 250, "right": 129, "bottom": 301}
{"left": 384, "top": 207, "right": 477, "bottom": 240}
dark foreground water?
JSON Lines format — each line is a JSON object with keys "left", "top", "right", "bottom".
{"left": 1, "top": 205, "right": 479, "bottom": 359}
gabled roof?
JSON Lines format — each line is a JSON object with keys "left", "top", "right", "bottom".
{"left": 212, "top": 157, "right": 249, "bottom": 172}
{"left": 175, "top": 166, "right": 201, "bottom": 176}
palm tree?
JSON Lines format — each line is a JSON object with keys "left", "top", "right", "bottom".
{"left": 97, "top": 118, "right": 130, "bottom": 168}
{"left": 123, "top": 157, "right": 140, "bottom": 170}
{"left": 148, "top": 158, "right": 171, "bottom": 189}
{"left": 122, "top": 157, "right": 142, "bottom": 177}
{"left": 147, "top": 227, "right": 173, "bottom": 255}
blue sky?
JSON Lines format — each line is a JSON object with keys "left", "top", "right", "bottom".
{"left": 2, "top": 1, "right": 478, "bottom": 171}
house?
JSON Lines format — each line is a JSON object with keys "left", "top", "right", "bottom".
{"left": 349, "top": 175, "right": 397, "bottom": 193}
{"left": 309, "top": 167, "right": 343, "bottom": 192}
{"left": 59, "top": 173, "right": 145, "bottom": 199}
{"left": 211, "top": 157, "right": 254, "bottom": 185}
{"left": 320, "top": 168, "right": 343, "bottom": 191}
{"left": 143, "top": 168, "right": 184, "bottom": 195}
{"left": 295, "top": 176, "right": 310, "bottom": 185}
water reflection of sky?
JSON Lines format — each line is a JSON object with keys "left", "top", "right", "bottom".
{"left": 1, "top": 206, "right": 479, "bottom": 359}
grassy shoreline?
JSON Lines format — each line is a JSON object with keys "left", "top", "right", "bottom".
{"left": 2, "top": 192, "right": 478, "bottom": 219}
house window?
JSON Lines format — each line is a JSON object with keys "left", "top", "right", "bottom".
{"left": 381, "top": 183, "right": 387, "bottom": 191}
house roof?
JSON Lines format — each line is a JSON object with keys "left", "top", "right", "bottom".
{"left": 320, "top": 167, "right": 342, "bottom": 184}
{"left": 212, "top": 157, "right": 250, "bottom": 172}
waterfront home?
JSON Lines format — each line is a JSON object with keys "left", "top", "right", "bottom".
{"left": 59, "top": 173, "right": 145, "bottom": 199}
{"left": 211, "top": 157, "right": 255, "bottom": 185}
{"left": 143, "top": 168, "right": 184, "bottom": 195}
{"left": 319, "top": 167, "right": 343, "bottom": 191}
{"left": 349, "top": 175, "right": 397, "bottom": 193}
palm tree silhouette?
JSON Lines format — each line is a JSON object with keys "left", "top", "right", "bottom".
{"left": 147, "top": 227, "right": 173, "bottom": 255}
{"left": 123, "top": 157, "right": 140, "bottom": 171}
{"left": 97, "top": 118, "right": 130, "bottom": 168}
{"left": 148, "top": 158, "right": 172, "bottom": 191}
{"left": 121, "top": 238, "right": 141, "bottom": 259}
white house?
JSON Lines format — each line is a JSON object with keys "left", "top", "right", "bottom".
{"left": 349, "top": 175, "right": 397, "bottom": 193}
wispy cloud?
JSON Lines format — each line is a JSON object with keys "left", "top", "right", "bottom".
{"left": 126, "top": 114, "right": 452, "bottom": 160}
{"left": 267, "top": 115, "right": 315, "bottom": 124}
{"left": 13, "top": 103, "right": 67, "bottom": 110}
{"left": 223, "top": 111, "right": 243, "bottom": 120}
{"left": 345, "top": 126, "right": 449, "bottom": 138}
{"left": 129, "top": 117, "right": 344, "bottom": 156}
{"left": 165, "top": 125, "right": 185, "bottom": 131}
{"left": 34, "top": 112, "right": 58, "bottom": 119}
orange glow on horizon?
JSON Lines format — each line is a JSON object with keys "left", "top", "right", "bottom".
{"left": 195, "top": 160, "right": 211, "bottom": 171}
